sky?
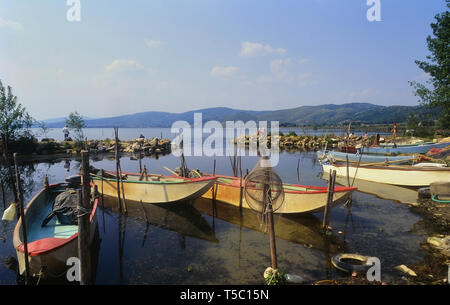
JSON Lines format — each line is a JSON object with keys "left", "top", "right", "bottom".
{"left": 0, "top": 0, "right": 448, "bottom": 120}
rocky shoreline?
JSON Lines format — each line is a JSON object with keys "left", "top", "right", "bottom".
{"left": 27, "top": 137, "right": 172, "bottom": 159}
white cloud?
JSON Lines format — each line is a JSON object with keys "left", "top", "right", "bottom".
{"left": 210, "top": 66, "right": 240, "bottom": 78}
{"left": 105, "top": 59, "right": 144, "bottom": 73}
{"left": 145, "top": 39, "right": 162, "bottom": 49}
{"left": 270, "top": 58, "right": 293, "bottom": 81}
{"left": 239, "top": 41, "right": 286, "bottom": 56}
{"left": 0, "top": 17, "right": 22, "bottom": 30}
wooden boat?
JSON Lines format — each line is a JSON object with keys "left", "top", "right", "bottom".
{"left": 13, "top": 183, "right": 98, "bottom": 279}
{"left": 322, "top": 162, "right": 450, "bottom": 186}
{"left": 101, "top": 196, "right": 218, "bottom": 243}
{"left": 91, "top": 171, "right": 216, "bottom": 204}
{"left": 379, "top": 141, "right": 434, "bottom": 147}
{"left": 321, "top": 171, "right": 418, "bottom": 205}
{"left": 365, "top": 142, "right": 449, "bottom": 155}
{"left": 318, "top": 151, "right": 416, "bottom": 164}
{"left": 201, "top": 174, "right": 356, "bottom": 214}
{"left": 193, "top": 197, "right": 344, "bottom": 253}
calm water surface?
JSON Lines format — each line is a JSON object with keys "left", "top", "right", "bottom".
{"left": 0, "top": 131, "right": 429, "bottom": 285}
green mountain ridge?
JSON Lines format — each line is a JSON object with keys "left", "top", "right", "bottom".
{"left": 43, "top": 103, "right": 439, "bottom": 128}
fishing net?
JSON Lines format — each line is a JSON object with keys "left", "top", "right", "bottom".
{"left": 244, "top": 157, "right": 285, "bottom": 216}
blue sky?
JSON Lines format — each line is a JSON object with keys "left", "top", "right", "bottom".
{"left": 0, "top": 0, "right": 447, "bottom": 120}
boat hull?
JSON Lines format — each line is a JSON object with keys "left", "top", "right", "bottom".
{"left": 92, "top": 173, "right": 215, "bottom": 204}
{"left": 13, "top": 185, "right": 98, "bottom": 279}
{"left": 365, "top": 142, "right": 449, "bottom": 155}
{"left": 321, "top": 171, "right": 418, "bottom": 204}
{"left": 322, "top": 163, "right": 450, "bottom": 186}
{"left": 201, "top": 175, "right": 356, "bottom": 214}
{"left": 320, "top": 151, "right": 416, "bottom": 164}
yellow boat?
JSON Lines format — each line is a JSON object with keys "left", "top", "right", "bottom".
{"left": 91, "top": 171, "right": 216, "bottom": 204}
{"left": 201, "top": 174, "right": 356, "bottom": 214}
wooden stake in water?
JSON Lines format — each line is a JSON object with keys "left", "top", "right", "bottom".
{"left": 13, "top": 153, "right": 30, "bottom": 284}
{"left": 323, "top": 170, "right": 336, "bottom": 230}
{"left": 2, "top": 135, "right": 19, "bottom": 215}
{"left": 138, "top": 143, "right": 142, "bottom": 174}
{"left": 239, "top": 156, "right": 243, "bottom": 208}
{"left": 346, "top": 154, "right": 350, "bottom": 187}
{"left": 114, "top": 127, "right": 122, "bottom": 212}
{"left": 1, "top": 180, "right": 5, "bottom": 211}
{"left": 44, "top": 175, "right": 49, "bottom": 191}
{"left": 264, "top": 179, "right": 277, "bottom": 270}
{"left": 79, "top": 150, "right": 92, "bottom": 285}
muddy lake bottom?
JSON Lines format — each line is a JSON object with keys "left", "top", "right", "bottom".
{"left": 0, "top": 151, "right": 438, "bottom": 285}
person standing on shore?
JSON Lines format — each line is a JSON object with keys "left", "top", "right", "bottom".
{"left": 393, "top": 122, "right": 397, "bottom": 138}
{"left": 62, "top": 125, "right": 70, "bottom": 140}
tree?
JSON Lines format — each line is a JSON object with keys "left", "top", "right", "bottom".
{"left": 37, "top": 121, "right": 50, "bottom": 139}
{"left": 0, "top": 80, "right": 34, "bottom": 203}
{"left": 0, "top": 80, "right": 34, "bottom": 143}
{"left": 65, "top": 111, "right": 86, "bottom": 144}
{"left": 406, "top": 112, "right": 419, "bottom": 130}
{"left": 409, "top": 1, "right": 450, "bottom": 129}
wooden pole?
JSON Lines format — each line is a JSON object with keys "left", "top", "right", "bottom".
{"left": 13, "top": 153, "right": 30, "bottom": 284}
{"left": 239, "top": 156, "right": 243, "bottom": 208}
{"left": 2, "top": 135, "right": 19, "bottom": 215}
{"left": 114, "top": 128, "right": 122, "bottom": 212}
{"left": 118, "top": 163, "right": 127, "bottom": 213}
{"left": 138, "top": 143, "right": 142, "bottom": 173}
{"left": 212, "top": 159, "right": 216, "bottom": 200}
{"left": 322, "top": 169, "right": 336, "bottom": 230}
{"left": 79, "top": 150, "right": 92, "bottom": 285}
{"left": 44, "top": 175, "right": 49, "bottom": 190}
{"left": 100, "top": 169, "right": 104, "bottom": 209}
{"left": 263, "top": 165, "right": 277, "bottom": 270}
{"left": 1, "top": 180, "right": 5, "bottom": 211}
{"left": 346, "top": 154, "right": 350, "bottom": 187}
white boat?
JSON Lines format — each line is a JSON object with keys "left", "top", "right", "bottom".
{"left": 321, "top": 162, "right": 450, "bottom": 187}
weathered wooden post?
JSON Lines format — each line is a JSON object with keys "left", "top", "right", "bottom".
{"left": 1, "top": 180, "right": 5, "bottom": 211}
{"left": 239, "top": 156, "right": 243, "bottom": 208}
{"left": 322, "top": 170, "right": 336, "bottom": 230}
{"left": 258, "top": 160, "right": 277, "bottom": 270}
{"left": 138, "top": 143, "right": 143, "bottom": 174}
{"left": 211, "top": 159, "right": 216, "bottom": 200}
{"left": 346, "top": 154, "right": 350, "bottom": 187}
{"left": 78, "top": 150, "right": 92, "bottom": 285}
{"left": 13, "top": 153, "right": 30, "bottom": 284}
{"left": 100, "top": 169, "right": 104, "bottom": 208}
{"left": 2, "top": 135, "right": 19, "bottom": 216}
{"left": 44, "top": 175, "right": 49, "bottom": 190}
{"left": 114, "top": 127, "right": 122, "bottom": 212}
{"left": 265, "top": 179, "right": 277, "bottom": 270}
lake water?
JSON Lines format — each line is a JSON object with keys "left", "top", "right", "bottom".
{"left": 0, "top": 129, "right": 428, "bottom": 285}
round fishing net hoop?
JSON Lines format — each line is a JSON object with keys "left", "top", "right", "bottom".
{"left": 244, "top": 158, "right": 285, "bottom": 214}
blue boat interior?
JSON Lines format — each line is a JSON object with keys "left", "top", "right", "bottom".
{"left": 24, "top": 188, "right": 78, "bottom": 243}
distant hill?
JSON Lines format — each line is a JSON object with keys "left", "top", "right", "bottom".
{"left": 42, "top": 103, "right": 439, "bottom": 128}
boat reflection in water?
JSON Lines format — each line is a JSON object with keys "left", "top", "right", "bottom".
{"left": 320, "top": 171, "right": 418, "bottom": 205}
{"left": 101, "top": 197, "right": 218, "bottom": 244}
{"left": 193, "top": 197, "right": 345, "bottom": 254}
